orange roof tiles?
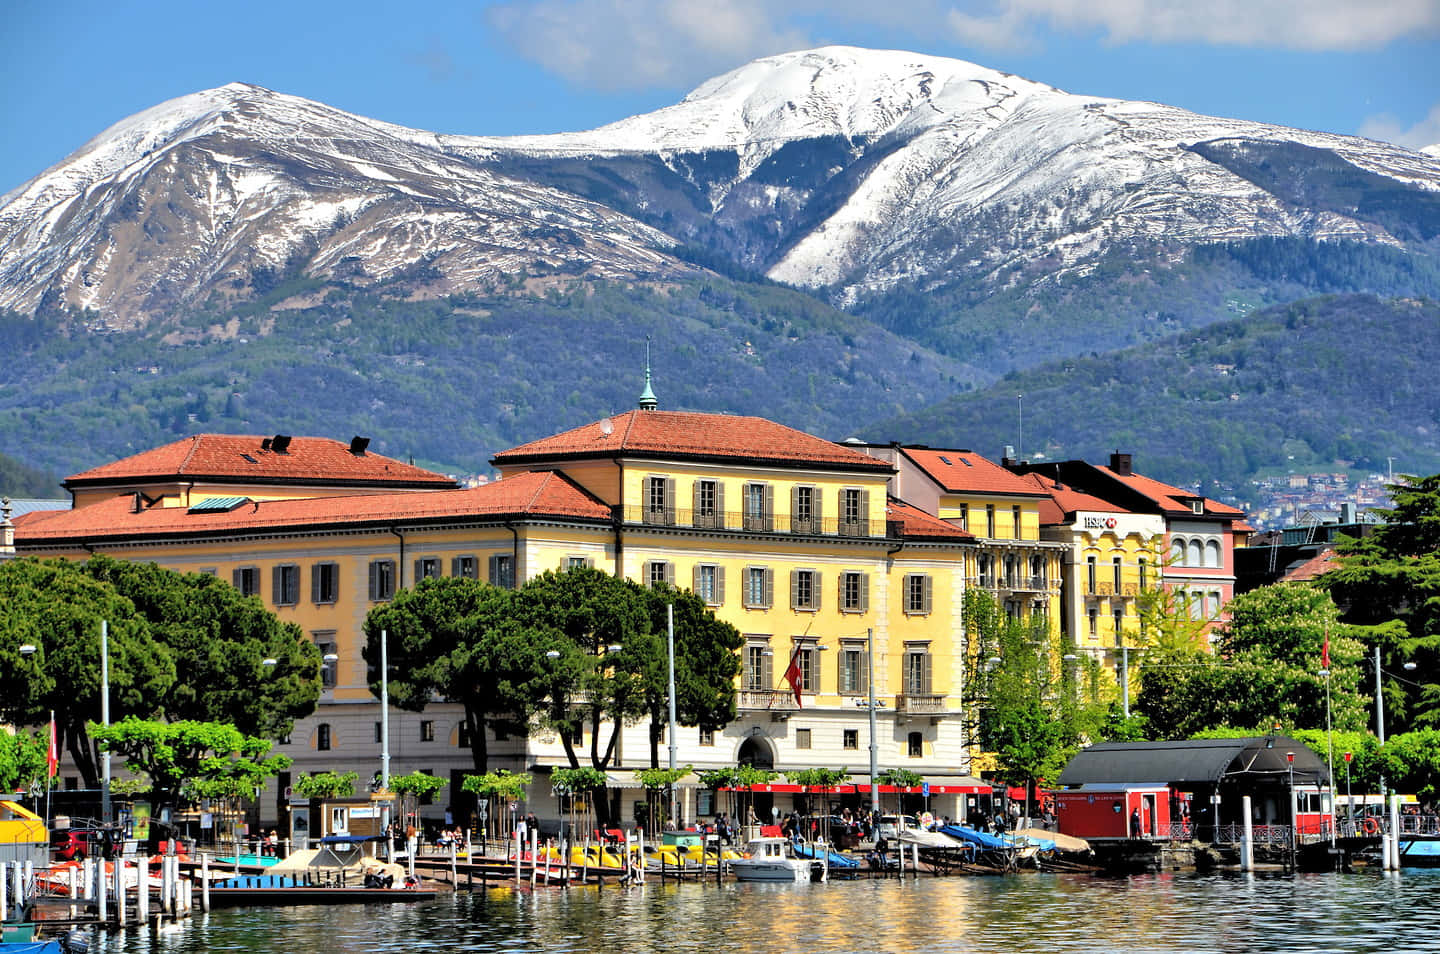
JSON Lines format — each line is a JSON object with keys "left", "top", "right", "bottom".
{"left": 885, "top": 497, "right": 975, "bottom": 541}
{"left": 65, "top": 435, "right": 457, "bottom": 489}
{"left": 1016, "top": 473, "right": 1127, "bottom": 526}
{"left": 492, "top": 411, "right": 893, "bottom": 472}
{"left": 1100, "top": 467, "right": 1246, "bottom": 519}
{"left": 1283, "top": 547, "right": 1340, "bottom": 582}
{"left": 16, "top": 471, "right": 609, "bottom": 545}
{"left": 901, "top": 448, "right": 1044, "bottom": 497}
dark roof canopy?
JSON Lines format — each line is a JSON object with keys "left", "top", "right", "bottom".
{"left": 1057, "top": 737, "right": 1330, "bottom": 788}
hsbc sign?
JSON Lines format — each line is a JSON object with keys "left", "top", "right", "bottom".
{"left": 1083, "top": 516, "right": 1118, "bottom": 530}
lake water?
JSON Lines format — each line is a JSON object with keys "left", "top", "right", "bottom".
{"left": 92, "top": 869, "right": 1434, "bottom": 954}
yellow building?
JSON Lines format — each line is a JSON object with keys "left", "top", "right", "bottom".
{"left": 15, "top": 408, "right": 986, "bottom": 826}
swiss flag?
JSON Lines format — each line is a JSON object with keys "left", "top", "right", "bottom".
{"left": 1321, "top": 628, "right": 1331, "bottom": 671}
{"left": 783, "top": 646, "right": 804, "bottom": 709}
{"left": 47, "top": 714, "right": 58, "bottom": 778}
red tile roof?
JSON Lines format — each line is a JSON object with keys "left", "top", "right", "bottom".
{"left": 65, "top": 435, "right": 457, "bottom": 489}
{"left": 1283, "top": 547, "right": 1339, "bottom": 582}
{"left": 901, "top": 448, "right": 1044, "bottom": 497}
{"left": 492, "top": 411, "right": 893, "bottom": 472}
{"left": 1100, "top": 467, "right": 1246, "bottom": 519}
{"left": 885, "top": 497, "right": 974, "bottom": 541}
{"left": 16, "top": 471, "right": 609, "bottom": 545}
{"left": 1016, "top": 473, "right": 1127, "bottom": 525}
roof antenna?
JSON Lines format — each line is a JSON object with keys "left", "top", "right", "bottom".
{"left": 638, "top": 336, "right": 658, "bottom": 411}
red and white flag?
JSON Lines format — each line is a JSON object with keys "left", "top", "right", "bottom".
{"left": 1321, "top": 627, "right": 1331, "bottom": 671}
{"left": 783, "top": 646, "right": 804, "bottom": 709}
{"left": 47, "top": 712, "right": 58, "bottom": 778}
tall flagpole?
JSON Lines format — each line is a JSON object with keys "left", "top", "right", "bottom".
{"left": 46, "top": 710, "right": 55, "bottom": 830}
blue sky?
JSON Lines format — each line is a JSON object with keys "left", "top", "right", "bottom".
{"left": 4, "top": 0, "right": 1439, "bottom": 196}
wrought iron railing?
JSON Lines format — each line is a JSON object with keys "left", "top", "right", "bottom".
{"left": 624, "top": 506, "right": 886, "bottom": 538}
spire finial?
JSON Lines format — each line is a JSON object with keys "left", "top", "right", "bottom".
{"left": 638, "top": 336, "right": 658, "bottom": 411}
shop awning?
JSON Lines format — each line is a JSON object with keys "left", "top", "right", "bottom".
{"left": 602, "top": 770, "right": 701, "bottom": 789}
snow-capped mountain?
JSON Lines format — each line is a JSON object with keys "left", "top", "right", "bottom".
{"left": 2, "top": 46, "right": 1438, "bottom": 325}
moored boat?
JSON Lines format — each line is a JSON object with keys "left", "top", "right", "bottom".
{"left": 728, "top": 837, "right": 824, "bottom": 883}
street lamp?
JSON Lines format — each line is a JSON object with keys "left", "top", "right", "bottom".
{"left": 100, "top": 620, "right": 112, "bottom": 825}
{"left": 1343, "top": 751, "right": 1354, "bottom": 830}
{"left": 1373, "top": 646, "right": 1419, "bottom": 804}
{"left": 666, "top": 604, "right": 679, "bottom": 828}
{"left": 1287, "top": 751, "right": 1296, "bottom": 865}
{"left": 867, "top": 628, "right": 878, "bottom": 819}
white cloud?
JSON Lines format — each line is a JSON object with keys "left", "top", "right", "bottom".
{"left": 1358, "top": 102, "right": 1440, "bottom": 152}
{"left": 486, "top": 1, "right": 1440, "bottom": 91}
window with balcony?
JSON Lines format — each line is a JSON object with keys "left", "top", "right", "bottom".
{"left": 791, "top": 485, "right": 820, "bottom": 534}
{"left": 743, "top": 566, "right": 773, "bottom": 609}
{"left": 645, "top": 476, "right": 676, "bottom": 525}
{"left": 232, "top": 566, "right": 260, "bottom": 597}
{"left": 904, "top": 574, "right": 932, "bottom": 615}
{"left": 791, "top": 569, "right": 819, "bottom": 611}
{"left": 368, "top": 560, "right": 396, "bottom": 601}
{"left": 693, "top": 479, "right": 723, "bottom": 529}
{"left": 977, "top": 553, "right": 994, "bottom": 588}
{"left": 904, "top": 650, "right": 932, "bottom": 696}
{"left": 1003, "top": 554, "right": 1018, "bottom": 588}
{"left": 452, "top": 555, "right": 478, "bottom": 580}
{"left": 744, "top": 642, "right": 772, "bottom": 692}
{"left": 312, "top": 562, "right": 340, "bottom": 604}
{"left": 839, "top": 488, "right": 869, "bottom": 536}
{"left": 743, "top": 482, "right": 773, "bottom": 531}
{"left": 693, "top": 564, "right": 724, "bottom": 606}
{"left": 273, "top": 564, "right": 300, "bottom": 606}
{"left": 839, "top": 571, "right": 868, "bottom": 613}
{"left": 797, "top": 644, "right": 819, "bottom": 693}
{"left": 1029, "top": 554, "right": 1045, "bottom": 589}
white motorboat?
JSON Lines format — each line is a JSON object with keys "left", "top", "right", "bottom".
{"left": 729, "top": 837, "right": 824, "bottom": 882}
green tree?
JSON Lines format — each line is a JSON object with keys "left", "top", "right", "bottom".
{"left": 82, "top": 555, "right": 320, "bottom": 738}
{"left": 363, "top": 577, "right": 556, "bottom": 773}
{"left": 636, "top": 766, "right": 692, "bottom": 833}
{"left": 390, "top": 770, "right": 447, "bottom": 835}
{"left": 293, "top": 771, "right": 360, "bottom": 799}
{"left": 462, "top": 769, "right": 532, "bottom": 842}
{"left": 1324, "top": 473, "right": 1440, "bottom": 731}
{"left": 0, "top": 558, "right": 173, "bottom": 788}
{"left": 90, "top": 717, "right": 290, "bottom": 844}
{"left": 0, "top": 728, "right": 49, "bottom": 796}
{"left": 639, "top": 585, "right": 742, "bottom": 767}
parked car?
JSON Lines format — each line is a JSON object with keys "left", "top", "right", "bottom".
{"left": 51, "top": 827, "right": 117, "bottom": 861}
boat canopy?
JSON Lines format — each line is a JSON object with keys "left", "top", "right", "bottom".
{"left": 1056, "top": 736, "right": 1331, "bottom": 788}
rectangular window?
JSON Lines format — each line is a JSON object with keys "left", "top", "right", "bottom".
{"left": 368, "top": 560, "right": 396, "bottom": 601}
{"left": 839, "top": 571, "right": 869, "bottom": 613}
{"left": 839, "top": 645, "right": 867, "bottom": 695}
{"left": 1113, "top": 608, "right": 1125, "bottom": 645}
{"left": 797, "top": 644, "right": 818, "bottom": 693}
{"left": 843, "top": 729, "right": 859, "bottom": 751}
{"left": 744, "top": 567, "right": 773, "bottom": 609}
{"left": 791, "top": 569, "right": 820, "bottom": 611}
{"left": 645, "top": 475, "right": 675, "bottom": 525}
{"left": 458, "top": 721, "right": 471, "bottom": 748}
{"left": 693, "top": 479, "right": 723, "bottom": 529}
{"left": 415, "top": 557, "right": 441, "bottom": 581}
{"left": 232, "top": 566, "right": 260, "bottom": 597}
{"left": 796, "top": 728, "right": 812, "bottom": 750}
{"left": 908, "top": 731, "right": 923, "bottom": 758}
{"left": 452, "top": 555, "right": 479, "bottom": 579}
{"left": 791, "top": 485, "right": 819, "bottom": 534}
{"left": 699, "top": 727, "right": 715, "bottom": 747}
{"left": 315, "top": 634, "right": 337, "bottom": 688}
{"left": 1086, "top": 556, "right": 1097, "bottom": 594}
{"left": 312, "top": 562, "right": 340, "bottom": 604}
{"left": 489, "top": 554, "right": 515, "bottom": 588}
{"left": 977, "top": 554, "right": 994, "bottom": 588}
{"left": 904, "top": 574, "right": 932, "bottom": 615}
{"left": 839, "top": 488, "right": 869, "bottom": 536}
{"left": 1087, "top": 606, "right": 1099, "bottom": 637}
{"left": 743, "top": 482, "right": 773, "bottom": 532}
{"left": 198, "top": 567, "right": 216, "bottom": 577}
{"left": 273, "top": 564, "right": 300, "bottom": 606}
{"left": 374, "top": 722, "right": 383, "bottom": 744}
{"left": 1030, "top": 555, "right": 1046, "bottom": 589}
{"left": 744, "top": 643, "right": 772, "bottom": 692}
{"left": 986, "top": 504, "right": 996, "bottom": 538}
{"left": 905, "top": 650, "right": 932, "bottom": 696}
{"left": 1112, "top": 557, "right": 1123, "bottom": 593}
{"left": 317, "top": 724, "right": 331, "bottom": 751}
{"left": 566, "top": 555, "right": 592, "bottom": 570}
{"left": 420, "top": 720, "right": 435, "bottom": 742}
{"left": 1012, "top": 505, "right": 1022, "bottom": 538}
{"left": 693, "top": 564, "right": 724, "bottom": 606}
{"left": 646, "top": 560, "right": 674, "bottom": 588}
{"left": 1138, "top": 558, "right": 1148, "bottom": 591}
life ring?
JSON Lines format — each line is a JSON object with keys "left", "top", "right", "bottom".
{"left": 1363, "top": 817, "right": 1379, "bottom": 835}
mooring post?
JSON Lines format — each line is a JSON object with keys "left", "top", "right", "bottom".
{"left": 1241, "top": 796, "right": 1254, "bottom": 872}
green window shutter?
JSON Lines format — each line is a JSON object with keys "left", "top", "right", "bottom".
{"left": 791, "top": 485, "right": 800, "bottom": 526}
{"left": 693, "top": 564, "right": 703, "bottom": 595}
{"left": 790, "top": 570, "right": 800, "bottom": 610}
{"left": 814, "top": 488, "right": 823, "bottom": 530}
{"left": 232, "top": 568, "right": 244, "bottom": 591}
{"left": 812, "top": 570, "right": 822, "bottom": 610}
{"left": 859, "top": 574, "right": 869, "bottom": 612}
{"left": 273, "top": 565, "right": 284, "bottom": 603}
{"left": 368, "top": 562, "right": 379, "bottom": 601}
{"left": 922, "top": 653, "right": 933, "bottom": 694}
{"left": 763, "top": 568, "right": 773, "bottom": 607}
{"left": 715, "top": 566, "right": 725, "bottom": 605}
{"left": 861, "top": 650, "right": 870, "bottom": 694}
{"left": 665, "top": 478, "right": 676, "bottom": 525}
{"left": 311, "top": 566, "right": 322, "bottom": 603}
{"left": 859, "top": 489, "right": 870, "bottom": 532}
{"left": 923, "top": 575, "right": 933, "bottom": 614}
{"left": 414, "top": 559, "right": 424, "bottom": 583}
{"left": 763, "top": 650, "right": 773, "bottom": 689}
{"left": 693, "top": 480, "right": 704, "bottom": 519}
{"left": 714, "top": 482, "right": 725, "bottom": 525}
{"left": 762, "top": 483, "right": 774, "bottom": 530}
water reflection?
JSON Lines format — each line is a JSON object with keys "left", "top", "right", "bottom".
{"left": 97, "top": 870, "right": 1436, "bottom": 954}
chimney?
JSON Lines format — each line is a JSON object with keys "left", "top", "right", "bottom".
{"left": 1002, "top": 444, "right": 1016, "bottom": 468}
{"left": 349, "top": 436, "right": 371, "bottom": 455}
{"left": 132, "top": 492, "right": 143, "bottom": 513}
{"left": 1340, "top": 502, "right": 1356, "bottom": 524}
{"left": 1110, "top": 452, "right": 1133, "bottom": 476}
{"left": 272, "top": 434, "right": 292, "bottom": 454}
{"left": 1, "top": 497, "right": 13, "bottom": 554}
{"left": 261, "top": 437, "right": 272, "bottom": 451}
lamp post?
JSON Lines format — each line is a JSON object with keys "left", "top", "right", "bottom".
{"left": 1286, "top": 751, "right": 1296, "bottom": 865}
{"left": 1343, "top": 751, "right": 1353, "bottom": 831}
{"left": 666, "top": 604, "right": 678, "bottom": 828}
{"left": 1373, "top": 645, "right": 1418, "bottom": 806}
{"left": 100, "top": 620, "right": 112, "bottom": 826}
{"left": 1319, "top": 662, "right": 1336, "bottom": 848}
{"left": 867, "top": 628, "right": 879, "bottom": 819}
{"left": 380, "top": 629, "right": 391, "bottom": 793}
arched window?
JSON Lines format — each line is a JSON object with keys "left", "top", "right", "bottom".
{"left": 1170, "top": 538, "right": 1186, "bottom": 565}
{"left": 1187, "top": 539, "right": 1203, "bottom": 566}
{"left": 1206, "top": 540, "right": 1222, "bottom": 568}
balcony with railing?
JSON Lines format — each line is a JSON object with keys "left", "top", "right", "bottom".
{"left": 894, "top": 693, "right": 946, "bottom": 715}
{"left": 739, "top": 689, "right": 800, "bottom": 711}
{"left": 624, "top": 506, "right": 886, "bottom": 538}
